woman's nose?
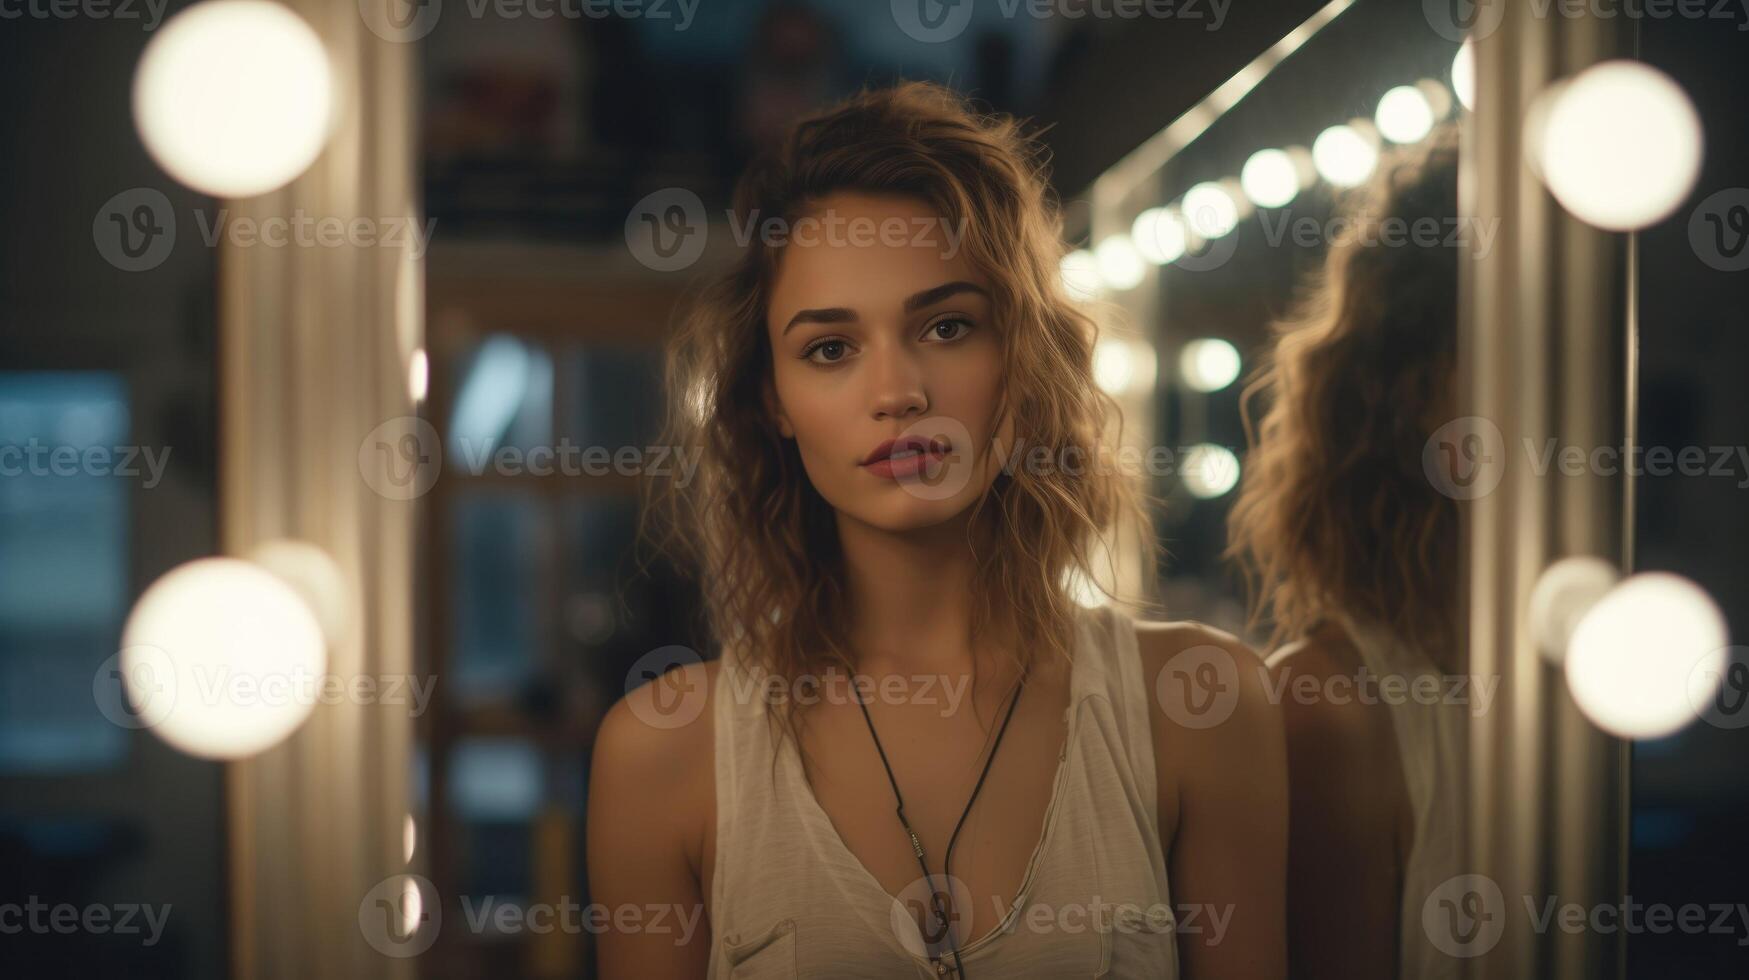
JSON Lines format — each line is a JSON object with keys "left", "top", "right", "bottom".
{"left": 867, "top": 342, "right": 928, "bottom": 421}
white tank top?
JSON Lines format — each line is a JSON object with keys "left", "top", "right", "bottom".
{"left": 707, "top": 602, "right": 1180, "bottom": 979}
{"left": 1334, "top": 612, "right": 1468, "bottom": 980}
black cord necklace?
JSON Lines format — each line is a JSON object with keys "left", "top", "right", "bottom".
{"left": 854, "top": 665, "right": 1027, "bottom": 980}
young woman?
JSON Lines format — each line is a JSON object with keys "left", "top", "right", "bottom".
{"left": 1227, "top": 124, "right": 1466, "bottom": 980}
{"left": 589, "top": 82, "right": 1286, "bottom": 980}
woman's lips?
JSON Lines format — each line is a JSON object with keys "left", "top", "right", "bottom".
{"left": 861, "top": 438, "right": 951, "bottom": 480}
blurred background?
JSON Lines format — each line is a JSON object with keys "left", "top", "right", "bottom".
{"left": 3, "top": 0, "right": 1747, "bottom": 976}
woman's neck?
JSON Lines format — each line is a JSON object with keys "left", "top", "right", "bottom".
{"left": 834, "top": 506, "right": 1005, "bottom": 677}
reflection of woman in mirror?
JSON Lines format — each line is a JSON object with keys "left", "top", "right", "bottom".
{"left": 1227, "top": 125, "right": 1465, "bottom": 980}
{"left": 589, "top": 81, "right": 1287, "bottom": 979}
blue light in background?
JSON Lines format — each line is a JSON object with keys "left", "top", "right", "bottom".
{"left": 0, "top": 372, "right": 132, "bottom": 774}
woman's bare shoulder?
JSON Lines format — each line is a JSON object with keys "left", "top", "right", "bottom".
{"left": 590, "top": 657, "right": 720, "bottom": 868}
{"left": 1265, "top": 625, "right": 1396, "bottom": 747}
{"left": 1133, "top": 623, "right": 1287, "bottom": 791}
{"left": 1131, "top": 617, "right": 1256, "bottom": 664}
{"left": 1128, "top": 617, "right": 1285, "bottom": 837}
{"left": 1129, "top": 617, "right": 1280, "bottom": 739}
{"left": 596, "top": 657, "right": 718, "bottom": 748}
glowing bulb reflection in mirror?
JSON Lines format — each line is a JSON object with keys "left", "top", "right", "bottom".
{"left": 1060, "top": 249, "right": 1101, "bottom": 301}
{"left": 1312, "top": 124, "right": 1379, "bottom": 188}
{"left": 1376, "top": 85, "right": 1436, "bottom": 144}
{"left": 1133, "top": 207, "right": 1188, "bottom": 265}
{"left": 1179, "top": 338, "right": 1242, "bottom": 393}
{"left": 1094, "top": 234, "right": 1147, "bottom": 291}
{"left": 1452, "top": 40, "right": 1476, "bottom": 112}
{"left": 1093, "top": 337, "right": 1157, "bottom": 396}
{"left": 1183, "top": 182, "right": 1241, "bottom": 239}
{"left": 1181, "top": 444, "right": 1240, "bottom": 499}
{"left": 1240, "top": 149, "right": 1300, "bottom": 209}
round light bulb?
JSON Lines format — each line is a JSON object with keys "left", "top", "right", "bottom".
{"left": 1094, "top": 235, "right": 1147, "bottom": 291}
{"left": 1527, "top": 555, "right": 1621, "bottom": 663}
{"left": 1093, "top": 337, "right": 1135, "bottom": 395}
{"left": 1376, "top": 85, "right": 1436, "bottom": 144}
{"left": 1132, "top": 207, "right": 1188, "bottom": 265}
{"left": 1566, "top": 572, "right": 1728, "bottom": 739}
{"left": 133, "top": 0, "right": 334, "bottom": 197}
{"left": 1452, "top": 40, "right": 1477, "bottom": 112}
{"left": 1240, "top": 149, "right": 1300, "bottom": 209}
{"left": 1535, "top": 61, "right": 1702, "bottom": 231}
{"left": 1313, "top": 124, "right": 1379, "bottom": 188}
{"left": 248, "top": 539, "right": 349, "bottom": 649}
{"left": 1060, "top": 248, "right": 1101, "bottom": 301}
{"left": 1183, "top": 182, "right": 1240, "bottom": 239}
{"left": 408, "top": 348, "right": 430, "bottom": 404}
{"left": 1179, "top": 338, "right": 1242, "bottom": 393}
{"left": 1181, "top": 444, "right": 1240, "bottom": 498}
{"left": 120, "top": 557, "right": 328, "bottom": 759}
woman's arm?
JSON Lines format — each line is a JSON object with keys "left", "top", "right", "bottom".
{"left": 586, "top": 660, "right": 717, "bottom": 980}
{"left": 1140, "top": 623, "right": 1288, "bottom": 979}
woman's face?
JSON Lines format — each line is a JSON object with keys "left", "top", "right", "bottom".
{"left": 765, "top": 191, "right": 1011, "bottom": 534}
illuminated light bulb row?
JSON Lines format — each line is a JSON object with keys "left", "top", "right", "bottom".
{"left": 116, "top": 541, "right": 345, "bottom": 760}
{"left": 1065, "top": 73, "right": 1461, "bottom": 300}
{"left": 1066, "top": 49, "right": 1703, "bottom": 301}
{"left": 1093, "top": 336, "right": 1240, "bottom": 397}
{"left": 1531, "top": 558, "right": 1733, "bottom": 739}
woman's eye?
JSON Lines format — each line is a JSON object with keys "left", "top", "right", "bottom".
{"left": 804, "top": 339, "right": 849, "bottom": 363}
{"left": 927, "top": 317, "right": 973, "bottom": 342}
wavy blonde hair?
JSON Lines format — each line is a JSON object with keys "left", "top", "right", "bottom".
{"left": 641, "top": 81, "right": 1155, "bottom": 751}
{"left": 1226, "top": 124, "right": 1462, "bottom": 672}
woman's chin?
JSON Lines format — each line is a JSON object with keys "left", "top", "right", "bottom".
{"left": 841, "top": 490, "right": 979, "bottom": 535}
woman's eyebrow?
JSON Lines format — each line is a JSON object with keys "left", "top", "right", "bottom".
{"left": 781, "top": 281, "right": 989, "bottom": 336}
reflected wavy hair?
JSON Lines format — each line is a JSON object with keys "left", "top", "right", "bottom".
{"left": 641, "top": 80, "right": 1154, "bottom": 750}
{"left": 1226, "top": 123, "right": 1462, "bottom": 672}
